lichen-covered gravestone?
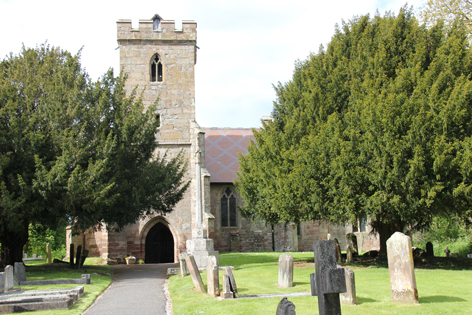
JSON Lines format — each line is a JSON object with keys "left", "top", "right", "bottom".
{"left": 278, "top": 253, "right": 293, "bottom": 288}
{"left": 276, "top": 297, "right": 296, "bottom": 315}
{"left": 206, "top": 255, "right": 219, "bottom": 297}
{"left": 184, "top": 254, "right": 205, "bottom": 292}
{"left": 340, "top": 268, "right": 356, "bottom": 305}
{"left": 346, "top": 233, "right": 358, "bottom": 254}
{"left": 386, "top": 232, "right": 418, "bottom": 304}
{"left": 310, "top": 240, "right": 346, "bottom": 315}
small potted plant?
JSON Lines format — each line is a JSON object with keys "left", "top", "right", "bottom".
{"left": 125, "top": 254, "right": 136, "bottom": 265}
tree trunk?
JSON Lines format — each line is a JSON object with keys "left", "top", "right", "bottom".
{"left": 376, "top": 219, "right": 403, "bottom": 256}
{"left": 0, "top": 224, "right": 29, "bottom": 268}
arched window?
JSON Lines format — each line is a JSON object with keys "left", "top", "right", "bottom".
{"left": 221, "top": 187, "right": 237, "bottom": 227}
{"left": 150, "top": 54, "right": 163, "bottom": 82}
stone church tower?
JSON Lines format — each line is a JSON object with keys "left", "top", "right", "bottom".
{"left": 67, "top": 14, "right": 217, "bottom": 266}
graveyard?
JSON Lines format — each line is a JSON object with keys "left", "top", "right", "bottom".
{"left": 169, "top": 251, "right": 472, "bottom": 315}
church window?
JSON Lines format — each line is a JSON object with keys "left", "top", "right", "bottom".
{"left": 151, "top": 54, "right": 163, "bottom": 82}
{"left": 221, "top": 187, "right": 237, "bottom": 227}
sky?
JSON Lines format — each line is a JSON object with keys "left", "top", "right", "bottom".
{"left": 0, "top": 0, "right": 424, "bottom": 128}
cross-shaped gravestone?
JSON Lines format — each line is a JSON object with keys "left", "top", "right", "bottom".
{"left": 310, "top": 240, "right": 346, "bottom": 315}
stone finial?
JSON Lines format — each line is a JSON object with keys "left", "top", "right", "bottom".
{"left": 278, "top": 253, "right": 294, "bottom": 288}
{"left": 386, "top": 232, "right": 418, "bottom": 304}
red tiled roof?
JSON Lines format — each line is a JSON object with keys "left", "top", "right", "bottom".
{"left": 205, "top": 128, "right": 255, "bottom": 183}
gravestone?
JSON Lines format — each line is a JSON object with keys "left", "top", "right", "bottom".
{"left": 75, "top": 245, "right": 82, "bottom": 268}
{"left": 278, "top": 253, "right": 294, "bottom": 288}
{"left": 226, "top": 266, "right": 239, "bottom": 298}
{"left": 444, "top": 246, "right": 450, "bottom": 257}
{"left": 14, "top": 262, "right": 26, "bottom": 286}
{"left": 221, "top": 274, "right": 233, "bottom": 299}
{"left": 179, "top": 253, "right": 188, "bottom": 277}
{"left": 276, "top": 297, "right": 296, "bottom": 315}
{"left": 310, "top": 240, "right": 346, "bottom": 315}
{"left": 206, "top": 255, "right": 219, "bottom": 297}
{"left": 340, "top": 268, "right": 356, "bottom": 305}
{"left": 386, "top": 232, "right": 418, "bottom": 304}
{"left": 32, "top": 254, "right": 36, "bottom": 259}
{"left": 69, "top": 244, "right": 75, "bottom": 268}
{"left": 46, "top": 243, "right": 52, "bottom": 263}
{"left": 346, "top": 233, "right": 358, "bottom": 254}
{"left": 4, "top": 265, "right": 14, "bottom": 292}
{"left": 334, "top": 238, "right": 342, "bottom": 262}
{"left": 346, "top": 245, "right": 354, "bottom": 263}
{"left": 425, "top": 242, "right": 434, "bottom": 257}
{"left": 23, "top": 253, "right": 27, "bottom": 259}
{"left": 0, "top": 272, "right": 4, "bottom": 290}
{"left": 184, "top": 254, "right": 205, "bottom": 292}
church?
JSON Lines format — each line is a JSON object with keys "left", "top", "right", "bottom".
{"left": 67, "top": 14, "right": 378, "bottom": 266}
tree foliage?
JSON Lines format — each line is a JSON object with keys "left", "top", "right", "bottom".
{"left": 0, "top": 44, "right": 189, "bottom": 266}
{"left": 236, "top": 7, "right": 472, "bottom": 253}
{"left": 420, "top": 0, "right": 472, "bottom": 34}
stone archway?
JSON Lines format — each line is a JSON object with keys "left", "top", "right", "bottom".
{"left": 145, "top": 222, "right": 174, "bottom": 263}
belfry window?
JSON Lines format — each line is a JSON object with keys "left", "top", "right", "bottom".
{"left": 221, "top": 187, "right": 237, "bottom": 227}
{"left": 151, "top": 54, "right": 163, "bottom": 82}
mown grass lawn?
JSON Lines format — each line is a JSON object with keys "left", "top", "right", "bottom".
{"left": 169, "top": 252, "right": 472, "bottom": 315}
{"left": 19, "top": 258, "right": 112, "bottom": 314}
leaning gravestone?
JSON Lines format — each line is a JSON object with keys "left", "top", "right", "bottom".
{"left": 346, "top": 233, "right": 358, "bottom": 254}
{"left": 206, "top": 255, "right": 219, "bottom": 297}
{"left": 334, "top": 238, "right": 342, "bottom": 262}
{"left": 276, "top": 297, "right": 296, "bottom": 315}
{"left": 425, "top": 242, "right": 434, "bottom": 257}
{"left": 184, "top": 254, "right": 205, "bottom": 292}
{"left": 386, "top": 232, "right": 418, "bottom": 304}
{"left": 225, "top": 266, "right": 239, "bottom": 298}
{"left": 278, "top": 253, "right": 294, "bottom": 288}
{"left": 340, "top": 268, "right": 356, "bottom": 305}
{"left": 179, "top": 252, "right": 187, "bottom": 277}
{"left": 221, "top": 274, "right": 233, "bottom": 299}
{"left": 310, "top": 240, "right": 346, "bottom": 315}
{"left": 69, "top": 244, "right": 75, "bottom": 268}
{"left": 4, "top": 265, "right": 14, "bottom": 293}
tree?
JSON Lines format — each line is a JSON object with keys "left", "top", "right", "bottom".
{"left": 236, "top": 7, "right": 472, "bottom": 254}
{"left": 0, "top": 44, "right": 189, "bottom": 266}
{"left": 420, "top": 0, "right": 472, "bottom": 34}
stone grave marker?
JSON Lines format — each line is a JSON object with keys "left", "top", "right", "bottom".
{"left": 184, "top": 254, "right": 205, "bottom": 292}
{"left": 14, "top": 262, "right": 26, "bottom": 286}
{"left": 444, "top": 246, "right": 450, "bottom": 257}
{"left": 32, "top": 254, "right": 36, "bottom": 259}
{"left": 386, "top": 232, "right": 418, "bottom": 304}
{"left": 75, "top": 245, "right": 82, "bottom": 268}
{"left": 23, "top": 253, "right": 27, "bottom": 259}
{"left": 425, "top": 242, "right": 434, "bottom": 257}
{"left": 310, "top": 240, "right": 346, "bottom": 315}
{"left": 346, "top": 245, "right": 354, "bottom": 263}
{"left": 69, "top": 244, "right": 75, "bottom": 268}
{"left": 179, "top": 252, "right": 188, "bottom": 277}
{"left": 206, "top": 255, "right": 219, "bottom": 297}
{"left": 221, "top": 274, "right": 233, "bottom": 299}
{"left": 278, "top": 253, "right": 294, "bottom": 288}
{"left": 226, "top": 266, "right": 239, "bottom": 298}
{"left": 0, "top": 272, "right": 4, "bottom": 291}
{"left": 276, "top": 297, "right": 296, "bottom": 315}
{"left": 4, "top": 265, "right": 14, "bottom": 292}
{"left": 340, "top": 267, "right": 356, "bottom": 305}
{"left": 346, "top": 233, "right": 358, "bottom": 254}
{"left": 46, "top": 243, "right": 52, "bottom": 263}
{"left": 334, "top": 238, "right": 342, "bottom": 262}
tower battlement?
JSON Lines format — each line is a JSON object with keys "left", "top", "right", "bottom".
{"left": 117, "top": 19, "right": 197, "bottom": 41}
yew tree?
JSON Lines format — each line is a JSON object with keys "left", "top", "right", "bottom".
{"left": 236, "top": 8, "right": 472, "bottom": 253}
{"left": 0, "top": 44, "right": 189, "bottom": 266}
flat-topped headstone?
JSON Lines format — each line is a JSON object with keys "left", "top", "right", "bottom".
{"left": 184, "top": 254, "right": 205, "bottom": 292}
{"left": 278, "top": 253, "right": 294, "bottom": 288}
{"left": 4, "top": 265, "right": 14, "bottom": 292}
{"left": 334, "top": 238, "right": 342, "bottom": 262}
{"left": 276, "top": 297, "right": 296, "bottom": 315}
{"left": 179, "top": 253, "right": 188, "bottom": 277}
{"left": 221, "top": 274, "right": 233, "bottom": 299}
{"left": 340, "top": 268, "right": 356, "bottom": 305}
{"left": 346, "top": 233, "right": 358, "bottom": 254}
{"left": 425, "top": 242, "right": 434, "bottom": 257}
{"left": 14, "top": 262, "right": 25, "bottom": 286}
{"left": 386, "top": 232, "right": 418, "bottom": 304}
{"left": 310, "top": 240, "right": 346, "bottom": 315}
{"left": 225, "top": 266, "right": 239, "bottom": 298}
{"left": 206, "top": 255, "right": 219, "bottom": 297}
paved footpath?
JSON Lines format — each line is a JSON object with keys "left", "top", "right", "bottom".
{"left": 84, "top": 263, "right": 178, "bottom": 315}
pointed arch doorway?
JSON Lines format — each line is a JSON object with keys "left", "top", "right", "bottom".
{"left": 145, "top": 222, "right": 174, "bottom": 263}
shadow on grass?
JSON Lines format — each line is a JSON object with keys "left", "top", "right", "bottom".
{"left": 356, "top": 296, "right": 378, "bottom": 304}
{"left": 293, "top": 281, "right": 310, "bottom": 286}
{"left": 419, "top": 295, "right": 467, "bottom": 303}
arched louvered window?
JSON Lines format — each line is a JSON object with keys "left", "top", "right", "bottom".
{"left": 151, "top": 54, "right": 163, "bottom": 82}
{"left": 221, "top": 187, "right": 237, "bottom": 227}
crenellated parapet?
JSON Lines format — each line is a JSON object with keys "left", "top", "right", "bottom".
{"left": 117, "top": 19, "right": 197, "bottom": 42}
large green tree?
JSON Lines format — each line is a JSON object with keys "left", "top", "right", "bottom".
{"left": 236, "top": 7, "right": 472, "bottom": 253}
{"left": 0, "top": 44, "right": 189, "bottom": 266}
{"left": 421, "top": 0, "right": 472, "bottom": 34}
